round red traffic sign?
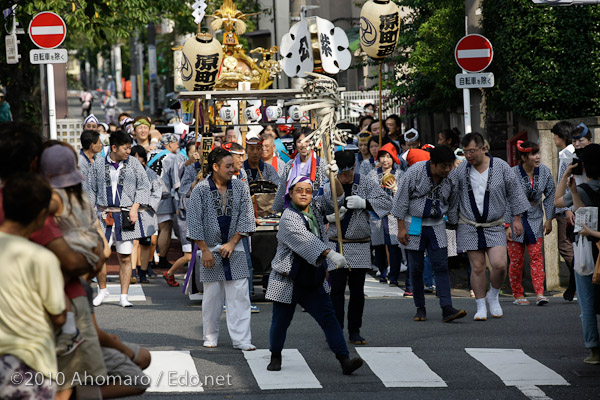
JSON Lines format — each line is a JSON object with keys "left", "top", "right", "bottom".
{"left": 454, "top": 34, "right": 493, "bottom": 73}
{"left": 28, "top": 12, "right": 67, "bottom": 49}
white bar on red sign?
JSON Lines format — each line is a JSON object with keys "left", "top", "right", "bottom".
{"left": 31, "top": 26, "right": 64, "bottom": 35}
{"left": 457, "top": 49, "right": 491, "bottom": 59}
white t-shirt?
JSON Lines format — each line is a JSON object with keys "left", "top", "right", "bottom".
{"left": 0, "top": 232, "right": 65, "bottom": 377}
{"left": 470, "top": 167, "right": 489, "bottom": 215}
{"left": 107, "top": 155, "right": 124, "bottom": 203}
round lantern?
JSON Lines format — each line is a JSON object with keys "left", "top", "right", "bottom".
{"left": 266, "top": 106, "right": 283, "bottom": 122}
{"left": 219, "top": 103, "right": 236, "bottom": 122}
{"left": 288, "top": 105, "right": 303, "bottom": 121}
{"left": 360, "top": 0, "right": 401, "bottom": 59}
{"left": 180, "top": 33, "right": 223, "bottom": 91}
{"left": 244, "top": 105, "right": 262, "bottom": 122}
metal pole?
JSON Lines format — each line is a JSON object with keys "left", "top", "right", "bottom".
{"left": 47, "top": 64, "right": 57, "bottom": 140}
{"left": 40, "top": 64, "right": 49, "bottom": 138}
{"left": 378, "top": 61, "right": 383, "bottom": 147}
{"left": 462, "top": 16, "right": 471, "bottom": 134}
{"left": 322, "top": 127, "right": 344, "bottom": 257}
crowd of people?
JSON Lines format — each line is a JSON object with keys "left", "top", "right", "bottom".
{"left": 0, "top": 104, "right": 599, "bottom": 398}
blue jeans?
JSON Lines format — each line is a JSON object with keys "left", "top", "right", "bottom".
{"left": 407, "top": 246, "right": 452, "bottom": 309}
{"left": 574, "top": 272, "right": 599, "bottom": 348}
{"left": 270, "top": 289, "right": 349, "bottom": 357}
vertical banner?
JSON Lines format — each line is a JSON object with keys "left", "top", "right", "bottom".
{"left": 200, "top": 136, "right": 214, "bottom": 177}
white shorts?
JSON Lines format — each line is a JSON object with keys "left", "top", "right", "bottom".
{"left": 157, "top": 213, "right": 174, "bottom": 224}
{"left": 108, "top": 232, "right": 133, "bottom": 255}
{"left": 182, "top": 243, "right": 192, "bottom": 253}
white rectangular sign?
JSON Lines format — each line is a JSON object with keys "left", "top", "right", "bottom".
{"left": 456, "top": 72, "right": 494, "bottom": 89}
{"left": 5, "top": 34, "right": 19, "bottom": 64}
{"left": 30, "top": 49, "right": 67, "bottom": 64}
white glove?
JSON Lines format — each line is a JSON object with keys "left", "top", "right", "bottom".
{"left": 325, "top": 161, "right": 339, "bottom": 177}
{"left": 326, "top": 206, "right": 347, "bottom": 222}
{"left": 326, "top": 250, "right": 348, "bottom": 268}
{"left": 346, "top": 195, "right": 366, "bottom": 210}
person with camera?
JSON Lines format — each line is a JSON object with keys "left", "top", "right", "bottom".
{"left": 87, "top": 131, "right": 151, "bottom": 308}
{"left": 555, "top": 143, "right": 600, "bottom": 365}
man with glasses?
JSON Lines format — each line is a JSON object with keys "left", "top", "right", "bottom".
{"left": 455, "top": 133, "right": 530, "bottom": 321}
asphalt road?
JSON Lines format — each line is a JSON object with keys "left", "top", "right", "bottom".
{"left": 93, "top": 275, "right": 600, "bottom": 400}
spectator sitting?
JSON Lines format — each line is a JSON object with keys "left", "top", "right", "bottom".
{"left": 0, "top": 173, "right": 66, "bottom": 400}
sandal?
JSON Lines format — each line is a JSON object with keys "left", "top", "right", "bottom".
{"left": 536, "top": 295, "right": 548, "bottom": 306}
{"left": 513, "top": 297, "right": 530, "bottom": 306}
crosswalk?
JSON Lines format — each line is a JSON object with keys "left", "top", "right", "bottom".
{"left": 142, "top": 347, "right": 569, "bottom": 399}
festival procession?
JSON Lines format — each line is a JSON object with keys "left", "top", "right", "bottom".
{"left": 1, "top": 0, "right": 600, "bottom": 399}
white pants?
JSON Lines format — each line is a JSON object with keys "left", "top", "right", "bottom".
{"left": 202, "top": 279, "right": 251, "bottom": 346}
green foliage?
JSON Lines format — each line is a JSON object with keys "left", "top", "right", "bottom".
{"left": 482, "top": 0, "right": 600, "bottom": 120}
{"left": 385, "top": 0, "right": 464, "bottom": 117}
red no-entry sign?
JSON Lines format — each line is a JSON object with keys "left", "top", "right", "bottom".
{"left": 455, "top": 34, "right": 493, "bottom": 73}
{"left": 28, "top": 12, "right": 67, "bottom": 49}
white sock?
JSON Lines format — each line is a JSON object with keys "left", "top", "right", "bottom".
{"left": 488, "top": 286, "right": 500, "bottom": 298}
{"left": 120, "top": 294, "right": 128, "bottom": 302}
{"left": 62, "top": 312, "right": 77, "bottom": 335}
{"left": 476, "top": 298, "right": 486, "bottom": 313}
{"left": 99, "top": 288, "right": 109, "bottom": 294}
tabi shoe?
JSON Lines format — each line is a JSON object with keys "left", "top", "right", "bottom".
{"left": 388, "top": 281, "right": 398, "bottom": 287}
{"left": 163, "top": 271, "right": 180, "bottom": 287}
{"left": 442, "top": 306, "right": 467, "bottom": 322}
{"left": 349, "top": 332, "right": 367, "bottom": 345}
{"left": 536, "top": 295, "right": 549, "bottom": 306}
{"left": 584, "top": 347, "right": 600, "bottom": 365}
{"left": 56, "top": 329, "right": 86, "bottom": 357}
{"left": 157, "top": 256, "right": 172, "bottom": 269}
{"left": 337, "top": 355, "right": 364, "bottom": 375}
{"left": 563, "top": 287, "right": 575, "bottom": 302}
{"left": 267, "top": 353, "right": 282, "bottom": 371}
{"left": 486, "top": 291, "right": 503, "bottom": 318}
{"left": 93, "top": 289, "right": 109, "bottom": 307}
{"left": 513, "top": 297, "right": 530, "bottom": 306}
{"left": 413, "top": 307, "right": 427, "bottom": 321}
{"left": 203, "top": 341, "right": 217, "bottom": 348}
{"left": 146, "top": 262, "right": 158, "bottom": 278}
{"left": 233, "top": 343, "right": 256, "bottom": 351}
{"left": 138, "top": 269, "right": 150, "bottom": 284}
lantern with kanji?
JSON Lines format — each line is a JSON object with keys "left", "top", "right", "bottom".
{"left": 359, "top": 0, "right": 401, "bottom": 59}
{"left": 180, "top": 33, "right": 223, "bottom": 91}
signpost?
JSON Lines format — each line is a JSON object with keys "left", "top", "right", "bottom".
{"left": 454, "top": 34, "right": 494, "bottom": 134}
{"left": 28, "top": 12, "right": 67, "bottom": 140}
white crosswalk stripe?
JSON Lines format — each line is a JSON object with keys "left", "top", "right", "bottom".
{"left": 356, "top": 347, "right": 447, "bottom": 387}
{"left": 466, "top": 348, "right": 569, "bottom": 400}
{"left": 145, "top": 351, "right": 204, "bottom": 392}
{"left": 140, "top": 347, "right": 570, "bottom": 395}
{"left": 103, "top": 284, "right": 146, "bottom": 302}
{"left": 244, "top": 349, "right": 322, "bottom": 390}
{"left": 364, "top": 276, "right": 405, "bottom": 297}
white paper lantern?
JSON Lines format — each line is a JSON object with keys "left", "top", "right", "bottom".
{"left": 360, "top": 0, "right": 401, "bottom": 60}
{"left": 219, "top": 104, "right": 236, "bottom": 122}
{"left": 180, "top": 33, "right": 223, "bottom": 91}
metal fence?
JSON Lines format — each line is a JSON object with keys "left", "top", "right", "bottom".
{"left": 56, "top": 119, "right": 83, "bottom": 151}
{"left": 339, "top": 90, "right": 402, "bottom": 125}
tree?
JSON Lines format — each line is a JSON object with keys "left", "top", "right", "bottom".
{"left": 482, "top": 0, "right": 600, "bottom": 121}
{"left": 384, "top": 0, "right": 465, "bottom": 119}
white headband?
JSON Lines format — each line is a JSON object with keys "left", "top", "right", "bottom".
{"left": 404, "top": 128, "right": 419, "bottom": 143}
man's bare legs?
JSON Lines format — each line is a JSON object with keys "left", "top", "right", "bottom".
{"left": 468, "top": 246, "right": 507, "bottom": 320}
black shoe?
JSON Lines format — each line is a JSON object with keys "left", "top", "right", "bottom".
{"left": 157, "top": 257, "right": 172, "bottom": 269}
{"left": 337, "top": 355, "right": 364, "bottom": 375}
{"left": 147, "top": 262, "right": 158, "bottom": 278}
{"left": 138, "top": 269, "right": 150, "bottom": 284}
{"left": 413, "top": 307, "right": 426, "bottom": 321}
{"left": 442, "top": 306, "right": 467, "bottom": 322}
{"left": 349, "top": 332, "right": 367, "bottom": 345}
{"left": 267, "top": 353, "right": 282, "bottom": 371}
{"left": 563, "top": 288, "right": 575, "bottom": 302}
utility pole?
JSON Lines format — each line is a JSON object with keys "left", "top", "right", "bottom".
{"left": 148, "top": 22, "right": 157, "bottom": 116}
{"left": 129, "top": 33, "right": 138, "bottom": 109}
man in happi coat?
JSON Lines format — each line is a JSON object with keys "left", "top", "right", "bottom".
{"left": 187, "top": 147, "right": 257, "bottom": 351}
{"left": 325, "top": 150, "right": 392, "bottom": 344}
{"left": 392, "top": 145, "right": 466, "bottom": 322}
{"left": 455, "top": 133, "right": 530, "bottom": 321}
{"left": 87, "top": 131, "right": 151, "bottom": 307}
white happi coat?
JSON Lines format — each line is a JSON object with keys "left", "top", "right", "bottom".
{"left": 391, "top": 161, "right": 459, "bottom": 251}
{"left": 324, "top": 173, "right": 392, "bottom": 270}
{"left": 87, "top": 155, "right": 151, "bottom": 241}
{"left": 455, "top": 156, "right": 530, "bottom": 251}
{"left": 186, "top": 176, "right": 256, "bottom": 282}
{"left": 507, "top": 163, "right": 555, "bottom": 243}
